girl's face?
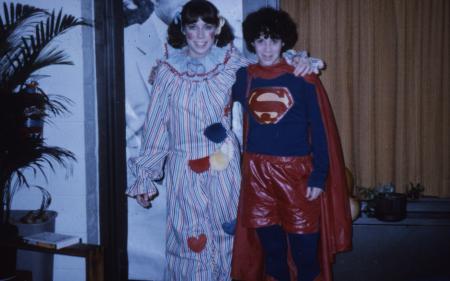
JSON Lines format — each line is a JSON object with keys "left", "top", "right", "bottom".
{"left": 184, "top": 18, "right": 217, "bottom": 58}
{"left": 252, "top": 35, "right": 283, "bottom": 66}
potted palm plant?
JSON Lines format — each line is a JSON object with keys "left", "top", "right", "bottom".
{"left": 0, "top": 2, "right": 87, "bottom": 279}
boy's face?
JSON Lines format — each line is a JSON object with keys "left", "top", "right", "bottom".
{"left": 252, "top": 35, "right": 283, "bottom": 66}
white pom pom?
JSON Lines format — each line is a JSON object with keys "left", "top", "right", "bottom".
{"left": 210, "top": 138, "right": 234, "bottom": 171}
{"left": 210, "top": 151, "right": 230, "bottom": 171}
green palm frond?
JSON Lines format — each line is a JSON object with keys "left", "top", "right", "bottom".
{"left": 0, "top": 2, "right": 85, "bottom": 224}
{"left": 0, "top": 2, "right": 44, "bottom": 32}
{"left": 45, "top": 94, "right": 73, "bottom": 117}
{"left": 0, "top": 2, "right": 45, "bottom": 69}
{"left": 1, "top": 9, "right": 88, "bottom": 92}
{"left": 0, "top": 3, "right": 44, "bottom": 50}
{"left": 18, "top": 185, "right": 52, "bottom": 223}
{"left": 13, "top": 140, "right": 76, "bottom": 187}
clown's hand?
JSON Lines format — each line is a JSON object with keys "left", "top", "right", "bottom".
{"left": 136, "top": 193, "right": 152, "bottom": 208}
{"left": 283, "top": 50, "right": 325, "bottom": 76}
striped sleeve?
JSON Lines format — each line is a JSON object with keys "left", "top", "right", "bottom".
{"left": 126, "top": 67, "right": 170, "bottom": 197}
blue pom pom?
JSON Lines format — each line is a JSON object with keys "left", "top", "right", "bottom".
{"left": 204, "top": 122, "right": 227, "bottom": 143}
{"left": 222, "top": 218, "right": 237, "bottom": 235}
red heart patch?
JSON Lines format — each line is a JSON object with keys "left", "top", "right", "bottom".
{"left": 188, "top": 156, "right": 210, "bottom": 173}
{"left": 187, "top": 234, "right": 207, "bottom": 253}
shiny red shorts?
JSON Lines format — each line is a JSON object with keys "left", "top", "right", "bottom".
{"left": 241, "top": 152, "right": 321, "bottom": 234}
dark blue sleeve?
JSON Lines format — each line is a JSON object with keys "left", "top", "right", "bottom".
{"left": 305, "top": 83, "right": 329, "bottom": 189}
{"left": 232, "top": 67, "right": 247, "bottom": 104}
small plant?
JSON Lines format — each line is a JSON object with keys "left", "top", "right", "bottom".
{"left": 354, "top": 186, "right": 377, "bottom": 216}
{"left": 356, "top": 183, "right": 397, "bottom": 199}
{"left": 374, "top": 183, "right": 395, "bottom": 194}
{"left": 355, "top": 186, "right": 377, "bottom": 201}
{"left": 406, "top": 182, "right": 425, "bottom": 200}
{"left": 0, "top": 2, "right": 88, "bottom": 225}
{"left": 356, "top": 183, "right": 398, "bottom": 216}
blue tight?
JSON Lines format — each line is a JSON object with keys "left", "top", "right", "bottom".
{"left": 256, "top": 225, "right": 320, "bottom": 281}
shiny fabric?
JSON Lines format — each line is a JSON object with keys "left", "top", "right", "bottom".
{"left": 241, "top": 153, "right": 320, "bottom": 234}
{"left": 231, "top": 61, "right": 352, "bottom": 281}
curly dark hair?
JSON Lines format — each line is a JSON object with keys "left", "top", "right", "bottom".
{"left": 243, "top": 7, "right": 298, "bottom": 53}
{"left": 167, "top": 0, "right": 234, "bottom": 49}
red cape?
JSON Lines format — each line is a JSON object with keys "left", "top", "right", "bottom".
{"left": 231, "top": 61, "right": 352, "bottom": 281}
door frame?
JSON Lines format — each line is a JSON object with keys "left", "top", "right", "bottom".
{"left": 94, "top": 0, "right": 128, "bottom": 280}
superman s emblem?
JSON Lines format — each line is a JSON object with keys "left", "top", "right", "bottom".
{"left": 248, "top": 87, "right": 294, "bottom": 124}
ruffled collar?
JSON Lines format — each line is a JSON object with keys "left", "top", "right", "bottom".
{"left": 164, "top": 44, "right": 230, "bottom": 77}
{"left": 247, "top": 58, "right": 294, "bottom": 79}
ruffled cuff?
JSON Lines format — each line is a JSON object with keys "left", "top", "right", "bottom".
{"left": 283, "top": 50, "right": 325, "bottom": 74}
{"left": 126, "top": 176, "right": 159, "bottom": 198}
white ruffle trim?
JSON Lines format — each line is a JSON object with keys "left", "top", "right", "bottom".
{"left": 166, "top": 44, "right": 229, "bottom": 76}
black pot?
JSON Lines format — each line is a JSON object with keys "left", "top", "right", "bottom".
{"left": 0, "top": 222, "right": 19, "bottom": 279}
{"left": 375, "top": 193, "right": 407, "bottom": 221}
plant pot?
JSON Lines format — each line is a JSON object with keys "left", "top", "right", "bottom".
{"left": 10, "top": 210, "right": 57, "bottom": 281}
{"left": 375, "top": 193, "right": 407, "bottom": 222}
{"left": 0, "top": 223, "right": 19, "bottom": 280}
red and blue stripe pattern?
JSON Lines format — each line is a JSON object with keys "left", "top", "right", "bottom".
{"left": 128, "top": 44, "right": 248, "bottom": 280}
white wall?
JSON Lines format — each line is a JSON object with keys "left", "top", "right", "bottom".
{"left": 7, "top": 0, "right": 97, "bottom": 280}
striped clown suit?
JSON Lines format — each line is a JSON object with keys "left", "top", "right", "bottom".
{"left": 127, "top": 44, "right": 248, "bottom": 280}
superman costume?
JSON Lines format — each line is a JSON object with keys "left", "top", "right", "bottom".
{"left": 230, "top": 59, "right": 352, "bottom": 281}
